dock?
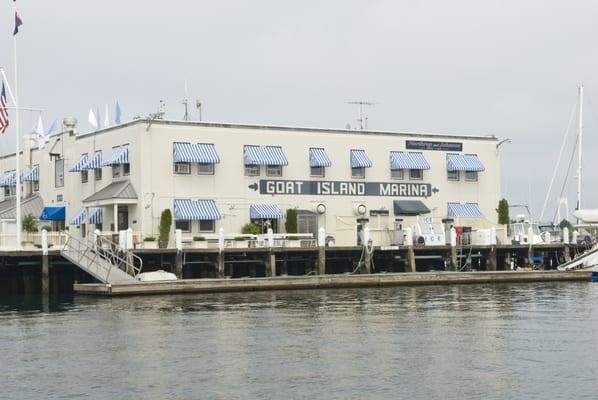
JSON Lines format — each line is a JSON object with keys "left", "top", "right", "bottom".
{"left": 74, "top": 270, "right": 591, "bottom": 296}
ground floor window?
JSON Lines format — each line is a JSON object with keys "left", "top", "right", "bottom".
{"left": 310, "top": 166, "right": 325, "bottom": 178}
{"left": 266, "top": 165, "right": 282, "bottom": 177}
{"left": 409, "top": 169, "right": 423, "bottom": 180}
{"left": 175, "top": 220, "right": 191, "bottom": 232}
{"left": 199, "top": 219, "right": 215, "bottom": 232}
{"left": 352, "top": 167, "right": 365, "bottom": 179}
{"left": 95, "top": 169, "right": 102, "bottom": 181}
{"left": 465, "top": 171, "right": 478, "bottom": 182}
{"left": 448, "top": 170, "right": 459, "bottom": 181}
{"left": 33, "top": 181, "right": 39, "bottom": 192}
{"left": 391, "top": 169, "right": 404, "bottom": 180}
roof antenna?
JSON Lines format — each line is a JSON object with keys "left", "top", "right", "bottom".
{"left": 347, "top": 101, "right": 376, "bottom": 130}
{"left": 182, "top": 80, "right": 189, "bottom": 121}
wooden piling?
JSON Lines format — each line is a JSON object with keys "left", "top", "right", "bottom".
{"left": 216, "top": 252, "right": 225, "bottom": 278}
{"left": 449, "top": 246, "right": 457, "bottom": 271}
{"left": 175, "top": 252, "right": 183, "bottom": 279}
{"left": 406, "top": 247, "right": 416, "bottom": 273}
{"left": 267, "top": 252, "right": 276, "bottom": 277}
{"left": 487, "top": 246, "right": 497, "bottom": 271}
{"left": 42, "top": 255, "right": 50, "bottom": 296}
{"left": 363, "top": 250, "right": 371, "bottom": 274}
{"left": 317, "top": 246, "right": 326, "bottom": 275}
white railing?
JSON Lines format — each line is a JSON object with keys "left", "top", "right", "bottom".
{"left": 0, "top": 231, "right": 67, "bottom": 250}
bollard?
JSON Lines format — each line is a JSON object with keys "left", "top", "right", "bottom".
{"left": 126, "top": 228, "right": 134, "bottom": 251}
{"left": 562, "top": 227, "right": 569, "bottom": 244}
{"left": 572, "top": 230, "right": 578, "bottom": 245}
{"left": 267, "top": 228, "right": 274, "bottom": 248}
{"left": 118, "top": 230, "right": 126, "bottom": 249}
{"left": 449, "top": 227, "right": 457, "bottom": 271}
{"left": 175, "top": 229, "right": 182, "bottom": 252}
{"left": 218, "top": 227, "right": 225, "bottom": 252}
{"left": 562, "top": 227, "right": 571, "bottom": 262}
{"left": 317, "top": 227, "right": 326, "bottom": 275}
{"left": 404, "top": 227, "right": 416, "bottom": 272}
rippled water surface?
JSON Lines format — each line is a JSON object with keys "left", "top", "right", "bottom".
{"left": 1, "top": 282, "right": 598, "bottom": 399}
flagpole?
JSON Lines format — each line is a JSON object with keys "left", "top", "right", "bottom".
{"left": 13, "top": 1, "right": 21, "bottom": 250}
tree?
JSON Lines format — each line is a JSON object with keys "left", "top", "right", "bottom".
{"left": 285, "top": 208, "right": 298, "bottom": 234}
{"left": 496, "top": 198, "right": 509, "bottom": 225}
{"left": 559, "top": 219, "right": 574, "bottom": 231}
{"left": 241, "top": 223, "right": 260, "bottom": 235}
{"left": 22, "top": 213, "right": 38, "bottom": 233}
{"left": 158, "top": 209, "right": 172, "bottom": 248}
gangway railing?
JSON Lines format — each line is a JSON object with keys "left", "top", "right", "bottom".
{"left": 557, "top": 244, "right": 598, "bottom": 271}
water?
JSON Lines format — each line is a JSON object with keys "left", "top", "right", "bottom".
{"left": 1, "top": 282, "right": 598, "bottom": 399}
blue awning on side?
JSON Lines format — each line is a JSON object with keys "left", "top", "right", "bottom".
{"left": 70, "top": 208, "right": 103, "bottom": 225}
{"left": 81, "top": 151, "right": 102, "bottom": 170}
{"left": 350, "top": 149, "right": 372, "bottom": 168}
{"left": 390, "top": 151, "right": 430, "bottom": 170}
{"left": 173, "top": 143, "right": 220, "bottom": 164}
{"left": 250, "top": 204, "right": 284, "bottom": 220}
{"left": 447, "top": 202, "right": 483, "bottom": 218}
{"left": 39, "top": 206, "right": 65, "bottom": 221}
{"left": 446, "top": 154, "right": 485, "bottom": 172}
{"left": 174, "top": 199, "right": 222, "bottom": 220}
{"left": 309, "top": 148, "right": 332, "bottom": 167}
{"left": 22, "top": 165, "right": 39, "bottom": 182}
{"left": 69, "top": 154, "right": 89, "bottom": 172}
{"left": 101, "top": 145, "right": 129, "bottom": 167}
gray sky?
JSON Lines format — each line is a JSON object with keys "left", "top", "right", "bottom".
{"left": 1, "top": 0, "right": 598, "bottom": 222}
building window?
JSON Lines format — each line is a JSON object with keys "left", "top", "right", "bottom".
{"left": 81, "top": 170, "right": 88, "bottom": 183}
{"left": 95, "top": 169, "right": 102, "bottom": 181}
{"left": 391, "top": 169, "right": 404, "bottom": 180}
{"left": 198, "top": 163, "right": 215, "bottom": 175}
{"left": 266, "top": 165, "right": 282, "bottom": 177}
{"left": 55, "top": 158, "right": 64, "bottom": 188}
{"left": 310, "top": 166, "right": 325, "bottom": 178}
{"left": 4, "top": 186, "right": 11, "bottom": 197}
{"left": 175, "top": 220, "right": 191, "bottom": 233}
{"left": 245, "top": 165, "right": 260, "bottom": 176}
{"left": 57, "top": 194, "right": 63, "bottom": 202}
{"left": 174, "top": 163, "right": 191, "bottom": 174}
{"left": 112, "top": 164, "right": 120, "bottom": 178}
{"left": 409, "top": 169, "right": 423, "bottom": 180}
{"left": 352, "top": 167, "right": 365, "bottom": 179}
{"left": 199, "top": 219, "right": 215, "bottom": 232}
{"left": 123, "top": 163, "right": 130, "bottom": 176}
{"left": 447, "top": 170, "right": 459, "bottom": 181}
{"left": 33, "top": 181, "right": 39, "bottom": 192}
{"left": 465, "top": 171, "right": 478, "bottom": 182}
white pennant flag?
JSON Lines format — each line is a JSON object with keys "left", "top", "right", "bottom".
{"left": 104, "top": 104, "right": 110, "bottom": 128}
{"left": 88, "top": 108, "right": 98, "bottom": 129}
{"left": 35, "top": 115, "right": 46, "bottom": 150}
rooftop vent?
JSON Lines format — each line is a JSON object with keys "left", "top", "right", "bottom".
{"left": 63, "top": 117, "right": 78, "bottom": 136}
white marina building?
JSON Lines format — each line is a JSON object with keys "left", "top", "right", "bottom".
{"left": 0, "top": 119, "right": 502, "bottom": 247}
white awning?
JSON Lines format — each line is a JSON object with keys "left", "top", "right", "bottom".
{"left": 173, "top": 143, "right": 220, "bottom": 164}
{"left": 174, "top": 199, "right": 222, "bottom": 220}
{"left": 0, "top": 171, "right": 16, "bottom": 187}
{"left": 22, "top": 165, "right": 39, "bottom": 182}
{"left": 70, "top": 208, "right": 103, "bottom": 225}
{"left": 390, "top": 151, "right": 430, "bottom": 170}
{"left": 309, "top": 148, "right": 332, "bottom": 167}
{"left": 81, "top": 151, "right": 102, "bottom": 170}
{"left": 250, "top": 204, "right": 284, "bottom": 220}
{"left": 447, "top": 202, "right": 483, "bottom": 218}
{"left": 446, "top": 154, "right": 485, "bottom": 172}
{"left": 350, "top": 149, "right": 372, "bottom": 168}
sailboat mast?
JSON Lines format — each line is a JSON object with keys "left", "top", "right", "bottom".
{"left": 576, "top": 85, "right": 584, "bottom": 217}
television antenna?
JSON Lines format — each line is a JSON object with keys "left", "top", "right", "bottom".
{"left": 348, "top": 101, "right": 376, "bottom": 130}
{"left": 182, "top": 80, "right": 189, "bottom": 121}
{"left": 196, "top": 100, "right": 202, "bottom": 121}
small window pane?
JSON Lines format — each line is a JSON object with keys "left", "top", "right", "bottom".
{"left": 352, "top": 167, "right": 365, "bottom": 179}
{"left": 174, "top": 163, "right": 191, "bottom": 174}
{"left": 465, "top": 171, "right": 478, "bottom": 182}
{"left": 81, "top": 170, "right": 88, "bottom": 183}
{"left": 112, "top": 164, "right": 120, "bottom": 178}
{"left": 33, "top": 181, "right": 39, "bottom": 192}
{"left": 447, "top": 170, "right": 459, "bottom": 181}
{"left": 175, "top": 220, "right": 191, "bottom": 232}
{"left": 199, "top": 219, "right": 215, "bottom": 232}
{"left": 310, "top": 166, "right": 324, "bottom": 177}
{"left": 198, "top": 163, "right": 214, "bottom": 175}
{"left": 391, "top": 169, "right": 404, "bottom": 180}
{"left": 409, "top": 169, "right": 423, "bottom": 180}
{"left": 245, "top": 165, "right": 260, "bottom": 176}
{"left": 95, "top": 169, "right": 102, "bottom": 181}
{"left": 55, "top": 159, "right": 64, "bottom": 188}
{"left": 266, "top": 165, "right": 282, "bottom": 177}
{"left": 123, "top": 163, "right": 130, "bottom": 176}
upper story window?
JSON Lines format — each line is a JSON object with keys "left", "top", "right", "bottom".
{"left": 266, "top": 165, "right": 282, "bottom": 177}
{"left": 123, "top": 163, "right": 130, "bottom": 176}
{"left": 351, "top": 167, "right": 365, "bottom": 179}
{"left": 245, "top": 165, "right": 260, "bottom": 176}
{"left": 465, "top": 171, "right": 478, "bottom": 182}
{"left": 174, "top": 163, "right": 191, "bottom": 174}
{"left": 198, "top": 163, "right": 215, "bottom": 175}
{"left": 447, "top": 170, "right": 459, "bottom": 181}
{"left": 101, "top": 145, "right": 129, "bottom": 178}
{"left": 309, "top": 148, "right": 331, "bottom": 178}
{"left": 112, "top": 164, "right": 121, "bottom": 178}
{"left": 409, "top": 169, "right": 423, "bottom": 180}
{"left": 391, "top": 169, "right": 404, "bottom": 180}
{"left": 95, "top": 169, "right": 102, "bottom": 181}
{"left": 81, "top": 170, "right": 88, "bottom": 183}
{"left": 175, "top": 220, "right": 191, "bottom": 233}
{"left": 244, "top": 145, "right": 288, "bottom": 177}
{"left": 390, "top": 151, "right": 429, "bottom": 181}
{"left": 55, "top": 158, "right": 64, "bottom": 188}
{"left": 173, "top": 142, "right": 220, "bottom": 176}
{"left": 350, "top": 150, "right": 372, "bottom": 179}
{"left": 446, "top": 153, "right": 485, "bottom": 182}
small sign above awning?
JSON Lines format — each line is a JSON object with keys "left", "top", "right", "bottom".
{"left": 446, "top": 154, "right": 485, "bottom": 172}
{"left": 39, "top": 206, "right": 65, "bottom": 221}
{"left": 174, "top": 199, "right": 222, "bottom": 220}
{"left": 309, "top": 148, "right": 332, "bottom": 167}
{"left": 393, "top": 200, "right": 430, "bottom": 216}
{"left": 390, "top": 152, "right": 430, "bottom": 170}
{"left": 101, "top": 145, "right": 129, "bottom": 167}
{"left": 350, "top": 149, "right": 372, "bottom": 168}
{"left": 173, "top": 143, "right": 220, "bottom": 164}
{"left": 250, "top": 204, "right": 284, "bottom": 220}
{"left": 447, "top": 202, "right": 483, "bottom": 218}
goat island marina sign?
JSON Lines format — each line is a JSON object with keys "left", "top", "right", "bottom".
{"left": 252, "top": 180, "right": 439, "bottom": 197}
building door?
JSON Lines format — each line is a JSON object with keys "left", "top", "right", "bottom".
{"left": 117, "top": 205, "right": 129, "bottom": 231}
{"left": 297, "top": 210, "right": 318, "bottom": 237}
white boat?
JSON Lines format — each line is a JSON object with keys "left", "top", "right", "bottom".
{"left": 573, "top": 209, "right": 598, "bottom": 224}
{"left": 137, "top": 270, "right": 178, "bottom": 282}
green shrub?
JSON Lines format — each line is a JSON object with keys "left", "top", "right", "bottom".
{"left": 144, "top": 236, "right": 156, "bottom": 242}
{"left": 286, "top": 235, "right": 299, "bottom": 240}
{"left": 158, "top": 209, "right": 172, "bottom": 243}
{"left": 241, "top": 223, "right": 260, "bottom": 235}
{"left": 234, "top": 236, "right": 246, "bottom": 241}
{"left": 22, "top": 214, "right": 38, "bottom": 233}
{"left": 285, "top": 208, "right": 297, "bottom": 233}
{"left": 496, "top": 199, "right": 509, "bottom": 225}
{"left": 193, "top": 236, "right": 206, "bottom": 241}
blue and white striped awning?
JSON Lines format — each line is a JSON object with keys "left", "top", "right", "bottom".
{"left": 173, "top": 143, "right": 221, "bottom": 164}
{"left": 447, "top": 202, "right": 483, "bottom": 218}
{"left": 244, "top": 145, "right": 288, "bottom": 166}
{"left": 101, "top": 145, "right": 129, "bottom": 167}
{"left": 350, "top": 149, "right": 372, "bottom": 168}
{"left": 70, "top": 208, "right": 103, "bottom": 225}
{"left": 447, "top": 154, "right": 485, "bottom": 172}
{"left": 0, "top": 171, "right": 16, "bottom": 187}
{"left": 70, "top": 154, "right": 89, "bottom": 172}
{"left": 81, "top": 151, "right": 102, "bottom": 170}
{"left": 250, "top": 204, "right": 284, "bottom": 220}
{"left": 174, "top": 199, "right": 222, "bottom": 221}
{"left": 22, "top": 165, "right": 39, "bottom": 182}
{"left": 309, "top": 148, "right": 332, "bottom": 167}
{"left": 390, "top": 151, "right": 430, "bottom": 170}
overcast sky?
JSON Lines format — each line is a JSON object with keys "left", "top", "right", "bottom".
{"left": 1, "top": 0, "right": 597, "bottom": 222}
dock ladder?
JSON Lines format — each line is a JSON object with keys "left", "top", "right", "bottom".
{"left": 60, "top": 232, "right": 143, "bottom": 283}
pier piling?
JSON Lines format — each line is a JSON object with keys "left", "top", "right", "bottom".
{"left": 41, "top": 255, "right": 50, "bottom": 296}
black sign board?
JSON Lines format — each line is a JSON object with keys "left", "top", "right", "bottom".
{"left": 257, "top": 180, "right": 435, "bottom": 198}
{"left": 406, "top": 140, "right": 463, "bottom": 152}
{"left": 370, "top": 209, "right": 390, "bottom": 216}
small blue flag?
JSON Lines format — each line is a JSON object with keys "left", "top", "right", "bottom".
{"left": 46, "top": 119, "right": 58, "bottom": 135}
{"left": 115, "top": 101, "right": 122, "bottom": 125}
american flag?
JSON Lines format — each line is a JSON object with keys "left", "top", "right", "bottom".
{"left": 0, "top": 83, "right": 9, "bottom": 134}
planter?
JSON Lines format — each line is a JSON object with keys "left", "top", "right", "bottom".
{"left": 285, "top": 240, "right": 301, "bottom": 248}
{"left": 235, "top": 240, "right": 248, "bottom": 249}
{"left": 143, "top": 241, "right": 158, "bottom": 249}
{"left": 193, "top": 241, "right": 208, "bottom": 249}
{"left": 158, "top": 240, "right": 169, "bottom": 249}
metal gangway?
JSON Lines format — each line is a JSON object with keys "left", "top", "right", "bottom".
{"left": 60, "top": 232, "right": 143, "bottom": 283}
{"left": 557, "top": 244, "right": 598, "bottom": 271}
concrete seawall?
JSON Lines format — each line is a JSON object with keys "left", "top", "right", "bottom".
{"left": 74, "top": 270, "right": 592, "bottom": 296}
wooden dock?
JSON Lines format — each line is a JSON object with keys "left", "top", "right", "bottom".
{"left": 74, "top": 270, "right": 591, "bottom": 296}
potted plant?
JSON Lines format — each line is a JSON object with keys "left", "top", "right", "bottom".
{"left": 158, "top": 209, "right": 172, "bottom": 248}
{"left": 234, "top": 236, "right": 248, "bottom": 248}
{"left": 193, "top": 236, "right": 207, "bottom": 249}
{"left": 143, "top": 236, "right": 158, "bottom": 249}
{"left": 285, "top": 235, "right": 301, "bottom": 248}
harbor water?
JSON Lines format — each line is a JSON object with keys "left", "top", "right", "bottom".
{"left": 1, "top": 282, "right": 598, "bottom": 399}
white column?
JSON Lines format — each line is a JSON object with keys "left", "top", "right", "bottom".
{"left": 113, "top": 203, "right": 118, "bottom": 233}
